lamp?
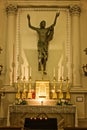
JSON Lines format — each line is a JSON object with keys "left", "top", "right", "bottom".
{"left": 82, "top": 48, "right": 87, "bottom": 76}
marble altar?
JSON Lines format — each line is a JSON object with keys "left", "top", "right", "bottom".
{"left": 7, "top": 104, "right": 77, "bottom": 129}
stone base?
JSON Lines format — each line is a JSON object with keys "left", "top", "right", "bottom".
{"left": 0, "top": 118, "right": 7, "bottom": 126}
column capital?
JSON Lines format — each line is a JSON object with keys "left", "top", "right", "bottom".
{"left": 69, "top": 5, "right": 81, "bottom": 15}
{"left": 6, "top": 4, "right": 18, "bottom": 14}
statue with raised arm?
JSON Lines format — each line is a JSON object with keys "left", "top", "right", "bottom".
{"left": 27, "top": 12, "right": 60, "bottom": 74}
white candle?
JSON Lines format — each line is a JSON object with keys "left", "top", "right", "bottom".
{"left": 62, "top": 66, "right": 63, "bottom": 78}
{"left": 27, "top": 66, "right": 29, "bottom": 78}
{"left": 30, "top": 67, "right": 31, "bottom": 77}
{"left": 10, "top": 68, "right": 12, "bottom": 85}
{"left": 12, "top": 44, "right": 15, "bottom": 83}
{"left": 24, "top": 67, "right": 25, "bottom": 77}
{"left": 53, "top": 67, "right": 55, "bottom": 77}
{"left": 13, "top": 44, "right": 15, "bottom": 63}
{"left": 61, "top": 65, "right": 62, "bottom": 77}
{"left": 57, "top": 67, "right": 59, "bottom": 81}
{"left": 17, "top": 65, "right": 20, "bottom": 77}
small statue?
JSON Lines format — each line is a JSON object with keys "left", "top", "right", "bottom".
{"left": 27, "top": 12, "right": 60, "bottom": 74}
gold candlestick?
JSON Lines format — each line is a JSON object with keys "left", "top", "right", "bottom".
{"left": 16, "top": 76, "right": 21, "bottom": 99}
{"left": 23, "top": 76, "right": 26, "bottom": 92}
{"left": 22, "top": 76, "right": 27, "bottom": 99}
{"left": 53, "top": 76, "right": 56, "bottom": 90}
{"left": 59, "top": 77, "right": 63, "bottom": 99}
{"left": 66, "top": 77, "right": 70, "bottom": 99}
{"left": 27, "top": 76, "right": 32, "bottom": 99}
{"left": 52, "top": 76, "right": 57, "bottom": 99}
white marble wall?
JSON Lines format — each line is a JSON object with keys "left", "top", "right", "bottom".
{"left": 0, "top": 0, "right": 87, "bottom": 127}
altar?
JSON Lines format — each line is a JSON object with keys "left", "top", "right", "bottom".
{"left": 7, "top": 104, "right": 77, "bottom": 129}
{"left": 8, "top": 77, "right": 78, "bottom": 129}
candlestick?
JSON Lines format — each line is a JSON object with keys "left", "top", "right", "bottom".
{"left": 66, "top": 77, "right": 70, "bottom": 99}
{"left": 66, "top": 77, "right": 69, "bottom": 88}
{"left": 59, "top": 77, "right": 63, "bottom": 99}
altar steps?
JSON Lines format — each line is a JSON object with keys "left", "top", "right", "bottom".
{"left": 64, "top": 127, "right": 87, "bottom": 130}
{"left": 24, "top": 118, "right": 58, "bottom": 130}
{"left": 0, "top": 127, "right": 22, "bottom": 130}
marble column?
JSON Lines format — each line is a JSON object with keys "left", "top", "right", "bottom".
{"left": 5, "top": 4, "right": 18, "bottom": 85}
{"left": 69, "top": 5, "right": 81, "bottom": 87}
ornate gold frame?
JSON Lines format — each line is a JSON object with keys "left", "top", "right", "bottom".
{"left": 35, "top": 80, "right": 50, "bottom": 99}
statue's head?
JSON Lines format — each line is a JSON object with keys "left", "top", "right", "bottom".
{"left": 40, "top": 20, "right": 46, "bottom": 28}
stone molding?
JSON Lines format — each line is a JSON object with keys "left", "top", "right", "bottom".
{"left": 9, "top": 105, "right": 76, "bottom": 113}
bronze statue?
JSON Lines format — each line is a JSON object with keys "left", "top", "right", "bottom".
{"left": 27, "top": 12, "right": 60, "bottom": 74}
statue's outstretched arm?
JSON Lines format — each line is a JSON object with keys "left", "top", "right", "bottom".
{"left": 27, "top": 14, "right": 38, "bottom": 30}
{"left": 52, "top": 12, "right": 60, "bottom": 27}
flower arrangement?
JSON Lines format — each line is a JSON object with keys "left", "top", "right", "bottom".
{"left": 57, "top": 99, "right": 72, "bottom": 106}
{"left": 14, "top": 98, "right": 27, "bottom": 105}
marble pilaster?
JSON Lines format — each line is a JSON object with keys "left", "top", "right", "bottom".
{"left": 69, "top": 5, "right": 81, "bottom": 87}
{"left": 5, "top": 4, "right": 18, "bottom": 85}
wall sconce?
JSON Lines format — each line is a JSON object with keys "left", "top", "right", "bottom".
{"left": 0, "top": 46, "right": 3, "bottom": 75}
{"left": 84, "top": 48, "right": 87, "bottom": 55}
{"left": 0, "top": 46, "right": 3, "bottom": 54}
{"left": 82, "top": 64, "right": 87, "bottom": 76}
{"left": 0, "top": 65, "right": 3, "bottom": 75}
{"left": 82, "top": 48, "right": 87, "bottom": 76}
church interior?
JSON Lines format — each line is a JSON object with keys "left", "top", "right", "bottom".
{"left": 0, "top": 0, "right": 87, "bottom": 130}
